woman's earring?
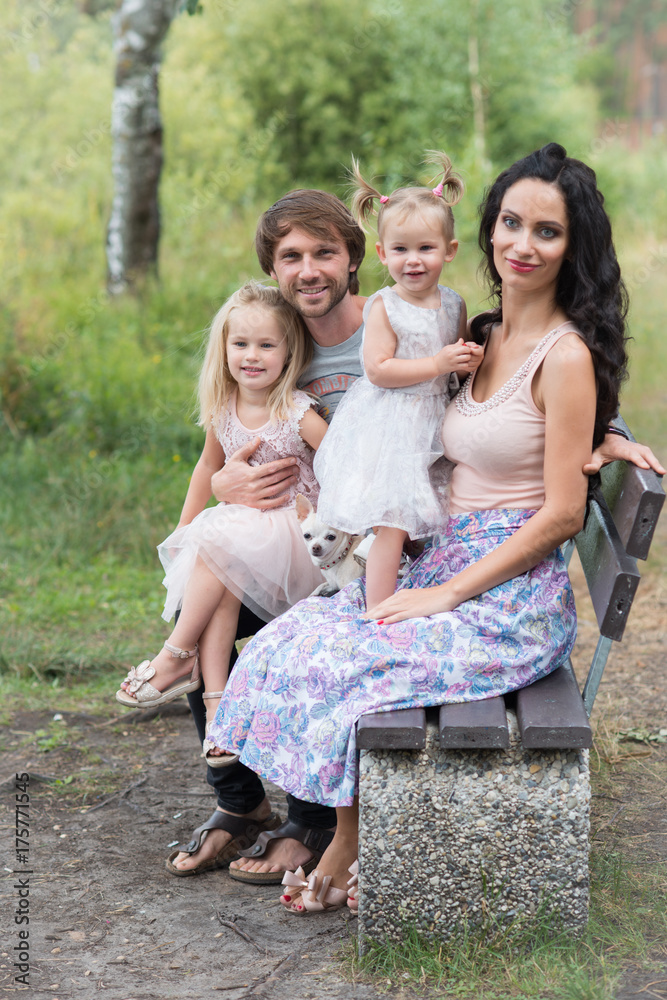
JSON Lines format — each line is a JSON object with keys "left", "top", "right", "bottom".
{"left": 490, "top": 237, "right": 494, "bottom": 244}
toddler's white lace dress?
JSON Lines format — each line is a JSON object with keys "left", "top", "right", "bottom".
{"left": 158, "top": 390, "right": 324, "bottom": 624}
{"left": 314, "top": 285, "right": 462, "bottom": 539}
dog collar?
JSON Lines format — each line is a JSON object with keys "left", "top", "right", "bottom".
{"left": 321, "top": 538, "right": 355, "bottom": 570}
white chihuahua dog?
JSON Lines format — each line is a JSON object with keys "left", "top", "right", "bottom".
{"left": 295, "top": 494, "right": 367, "bottom": 597}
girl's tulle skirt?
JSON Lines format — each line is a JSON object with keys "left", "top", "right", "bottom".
{"left": 158, "top": 503, "right": 324, "bottom": 624}
{"left": 208, "top": 508, "right": 578, "bottom": 807}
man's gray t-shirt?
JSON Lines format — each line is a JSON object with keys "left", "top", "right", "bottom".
{"left": 298, "top": 324, "right": 363, "bottom": 423}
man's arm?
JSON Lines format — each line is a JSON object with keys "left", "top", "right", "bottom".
{"left": 210, "top": 437, "right": 299, "bottom": 510}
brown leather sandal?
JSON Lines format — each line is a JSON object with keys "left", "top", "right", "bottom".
{"left": 228, "top": 818, "right": 336, "bottom": 885}
{"left": 165, "top": 808, "right": 281, "bottom": 877}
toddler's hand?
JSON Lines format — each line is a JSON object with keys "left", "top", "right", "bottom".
{"left": 433, "top": 339, "right": 474, "bottom": 375}
{"left": 460, "top": 341, "right": 484, "bottom": 373}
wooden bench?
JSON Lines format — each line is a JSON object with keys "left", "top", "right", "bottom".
{"left": 356, "top": 418, "right": 664, "bottom": 944}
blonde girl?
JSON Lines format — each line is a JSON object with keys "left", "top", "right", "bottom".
{"left": 314, "top": 152, "right": 484, "bottom": 609}
{"left": 115, "top": 282, "right": 328, "bottom": 764}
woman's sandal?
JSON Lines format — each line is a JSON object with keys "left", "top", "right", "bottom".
{"left": 280, "top": 867, "right": 348, "bottom": 915}
{"left": 347, "top": 860, "right": 359, "bottom": 913}
{"left": 115, "top": 641, "right": 201, "bottom": 708}
{"left": 201, "top": 691, "right": 239, "bottom": 769}
{"left": 280, "top": 865, "right": 309, "bottom": 911}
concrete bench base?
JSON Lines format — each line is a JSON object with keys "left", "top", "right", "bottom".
{"left": 357, "top": 710, "right": 590, "bottom": 946}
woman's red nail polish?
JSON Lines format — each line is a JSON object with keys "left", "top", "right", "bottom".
{"left": 377, "top": 619, "right": 385, "bottom": 625}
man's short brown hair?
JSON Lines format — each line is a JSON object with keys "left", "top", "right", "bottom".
{"left": 255, "top": 189, "right": 365, "bottom": 296}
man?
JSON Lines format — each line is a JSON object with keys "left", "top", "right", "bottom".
{"left": 168, "top": 188, "right": 664, "bottom": 884}
{"left": 168, "top": 190, "right": 367, "bottom": 883}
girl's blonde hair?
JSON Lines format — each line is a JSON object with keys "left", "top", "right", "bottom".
{"left": 350, "top": 150, "right": 464, "bottom": 243}
{"left": 198, "top": 281, "right": 313, "bottom": 427}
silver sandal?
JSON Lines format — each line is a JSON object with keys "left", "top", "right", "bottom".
{"left": 201, "top": 691, "right": 240, "bottom": 769}
{"left": 115, "top": 641, "right": 201, "bottom": 708}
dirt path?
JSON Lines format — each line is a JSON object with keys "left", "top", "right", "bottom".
{"left": 1, "top": 537, "right": 665, "bottom": 1000}
{"left": 1, "top": 701, "right": 379, "bottom": 1000}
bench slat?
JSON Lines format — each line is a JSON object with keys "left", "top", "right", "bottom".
{"left": 575, "top": 494, "right": 640, "bottom": 641}
{"left": 600, "top": 419, "right": 665, "bottom": 560}
{"left": 516, "top": 661, "right": 592, "bottom": 748}
{"left": 439, "top": 698, "right": 510, "bottom": 748}
{"left": 357, "top": 707, "right": 426, "bottom": 749}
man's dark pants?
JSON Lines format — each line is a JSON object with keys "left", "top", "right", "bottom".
{"left": 186, "top": 602, "right": 336, "bottom": 830}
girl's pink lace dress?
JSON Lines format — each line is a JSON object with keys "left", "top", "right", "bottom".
{"left": 158, "top": 390, "right": 324, "bottom": 624}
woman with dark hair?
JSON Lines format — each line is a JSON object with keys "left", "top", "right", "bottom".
{"left": 471, "top": 142, "right": 628, "bottom": 447}
{"left": 205, "top": 143, "right": 661, "bottom": 912}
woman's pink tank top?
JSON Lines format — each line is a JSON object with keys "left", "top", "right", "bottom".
{"left": 441, "top": 325, "right": 581, "bottom": 515}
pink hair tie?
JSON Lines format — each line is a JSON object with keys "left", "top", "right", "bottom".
{"left": 432, "top": 182, "right": 444, "bottom": 197}
{"left": 379, "top": 195, "right": 389, "bottom": 203}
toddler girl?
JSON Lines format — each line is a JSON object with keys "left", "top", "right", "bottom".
{"left": 314, "top": 152, "right": 483, "bottom": 609}
{"left": 115, "top": 281, "right": 328, "bottom": 764}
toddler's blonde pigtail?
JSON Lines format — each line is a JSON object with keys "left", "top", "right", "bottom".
{"left": 424, "top": 150, "right": 464, "bottom": 207}
{"left": 349, "top": 156, "right": 385, "bottom": 232}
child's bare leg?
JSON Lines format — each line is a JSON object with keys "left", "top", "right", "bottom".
{"left": 365, "top": 527, "right": 407, "bottom": 610}
{"left": 200, "top": 588, "right": 242, "bottom": 710}
{"left": 121, "top": 555, "right": 227, "bottom": 696}
{"left": 200, "top": 590, "right": 242, "bottom": 759}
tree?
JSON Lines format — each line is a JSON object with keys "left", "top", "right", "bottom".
{"left": 221, "top": 0, "right": 397, "bottom": 191}
{"left": 106, "top": 0, "right": 181, "bottom": 294}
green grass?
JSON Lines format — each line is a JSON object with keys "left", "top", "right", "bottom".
{"left": 0, "top": 436, "right": 205, "bottom": 680}
{"left": 0, "top": 546, "right": 171, "bottom": 683}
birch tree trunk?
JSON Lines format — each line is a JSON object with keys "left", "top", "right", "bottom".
{"left": 468, "top": 0, "right": 491, "bottom": 177}
{"left": 106, "top": 0, "right": 180, "bottom": 294}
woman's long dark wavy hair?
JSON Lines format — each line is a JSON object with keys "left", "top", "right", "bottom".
{"left": 470, "top": 142, "right": 629, "bottom": 447}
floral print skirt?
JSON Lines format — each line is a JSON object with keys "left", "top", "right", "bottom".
{"left": 209, "top": 509, "right": 577, "bottom": 808}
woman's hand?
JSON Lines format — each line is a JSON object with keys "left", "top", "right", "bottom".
{"left": 365, "top": 583, "right": 459, "bottom": 625}
{"left": 583, "top": 434, "right": 665, "bottom": 475}
{"left": 465, "top": 341, "right": 485, "bottom": 371}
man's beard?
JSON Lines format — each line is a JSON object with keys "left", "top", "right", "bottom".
{"left": 281, "top": 274, "right": 350, "bottom": 318}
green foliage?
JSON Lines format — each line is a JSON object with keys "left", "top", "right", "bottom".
{"left": 220, "top": 0, "right": 397, "bottom": 189}
{"left": 590, "top": 140, "right": 667, "bottom": 236}
{"left": 578, "top": 41, "right": 627, "bottom": 118}
{"left": 217, "top": 0, "right": 597, "bottom": 193}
